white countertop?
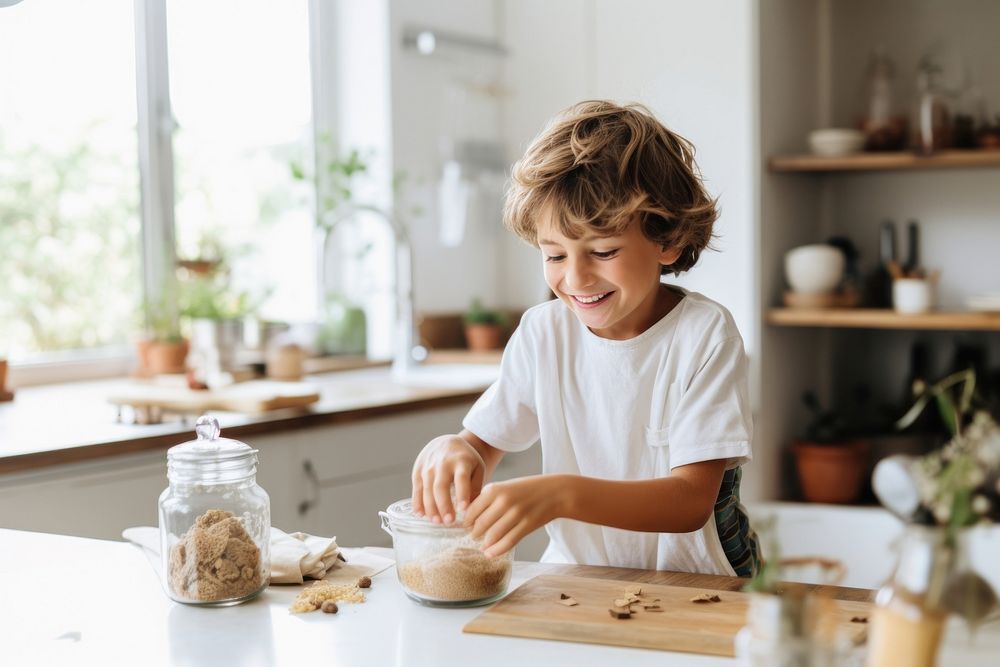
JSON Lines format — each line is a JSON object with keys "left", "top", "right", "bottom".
{"left": 2, "top": 529, "right": 997, "bottom": 666}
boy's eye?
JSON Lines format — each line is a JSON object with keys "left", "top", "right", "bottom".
{"left": 544, "top": 254, "right": 565, "bottom": 262}
{"left": 592, "top": 249, "right": 619, "bottom": 259}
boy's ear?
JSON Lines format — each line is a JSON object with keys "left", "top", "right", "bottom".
{"left": 659, "top": 245, "right": 683, "bottom": 267}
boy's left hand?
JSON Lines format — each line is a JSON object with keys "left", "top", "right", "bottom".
{"left": 463, "top": 474, "right": 568, "bottom": 558}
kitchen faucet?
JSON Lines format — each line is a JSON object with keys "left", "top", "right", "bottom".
{"left": 325, "top": 204, "right": 425, "bottom": 377}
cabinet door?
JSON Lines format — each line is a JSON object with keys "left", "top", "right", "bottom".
{"left": 0, "top": 452, "right": 165, "bottom": 540}
{"left": 314, "top": 468, "right": 413, "bottom": 548}
{"left": 285, "top": 405, "right": 472, "bottom": 537}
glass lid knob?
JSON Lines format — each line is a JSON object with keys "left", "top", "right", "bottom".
{"left": 195, "top": 415, "right": 221, "bottom": 441}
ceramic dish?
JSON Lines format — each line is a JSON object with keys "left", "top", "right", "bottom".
{"left": 808, "top": 128, "right": 866, "bottom": 157}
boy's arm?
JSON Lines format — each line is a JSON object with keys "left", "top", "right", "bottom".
{"left": 465, "top": 459, "right": 727, "bottom": 558}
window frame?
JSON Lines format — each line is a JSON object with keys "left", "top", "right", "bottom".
{"left": 10, "top": 0, "right": 324, "bottom": 387}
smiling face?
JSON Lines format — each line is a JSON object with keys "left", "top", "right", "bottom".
{"left": 538, "top": 212, "right": 682, "bottom": 340}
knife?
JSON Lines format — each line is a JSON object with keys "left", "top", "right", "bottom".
{"left": 902, "top": 220, "right": 919, "bottom": 277}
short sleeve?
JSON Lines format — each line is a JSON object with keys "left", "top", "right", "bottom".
{"left": 667, "top": 335, "right": 753, "bottom": 470}
{"left": 461, "top": 322, "right": 540, "bottom": 452}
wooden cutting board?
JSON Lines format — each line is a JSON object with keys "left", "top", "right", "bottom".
{"left": 107, "top": 379, "right": 321, "bottom": 414}
{"left": 464, "top": 574, "right": 872, "bottom": 657}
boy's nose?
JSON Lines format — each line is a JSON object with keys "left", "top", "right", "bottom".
{"left": 563, "top": 260, "right": 596, "bottom": 291}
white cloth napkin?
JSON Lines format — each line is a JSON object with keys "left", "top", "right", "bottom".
{"left": 122, "top": 526, "right": 394, "bottom": 585}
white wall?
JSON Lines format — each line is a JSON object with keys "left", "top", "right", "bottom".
{"left": 501, "top": 0, "right": 758, "bottom": 351}
{"left": 388, "top": 0, "right": 509, "bottom": 314}
{"left": 380, "top": 0, "right": 758, "bottom": 351}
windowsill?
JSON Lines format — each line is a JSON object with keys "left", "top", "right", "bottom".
{"left": 7, "top": 349, "right": 135, "bottom": 388}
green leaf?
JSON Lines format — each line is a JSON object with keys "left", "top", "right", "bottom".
{"left": 897, "top": 394, "right": 932, "bottom": 431}
{"left": 936, "top": 392, "right": 958, "bottom": 437}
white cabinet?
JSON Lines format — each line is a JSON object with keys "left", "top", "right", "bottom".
{"left": 0, "top": 452, "right": 166, "bottom": 540}
{"left": 0, "top": 438, "right": 294, "bottom": 541}
{"left": 0, "top": 402, "right": 547, "bottom": 558}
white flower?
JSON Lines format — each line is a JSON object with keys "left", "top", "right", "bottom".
{"left": 972, "top": 495, "right": 991, "bottom": 515}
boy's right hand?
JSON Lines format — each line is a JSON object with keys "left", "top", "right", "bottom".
{"left": 411, "top": 433, "right": 487, "bottom": 525}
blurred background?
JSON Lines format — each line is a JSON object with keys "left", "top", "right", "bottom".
{"left": 2, "top": 0, "right": 1000, "bottom": 511}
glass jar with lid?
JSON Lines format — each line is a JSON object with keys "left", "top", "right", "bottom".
{"left": 379, "top": 498, "right": 513, "bottom": 607}
{"left": 158, "top": 415, "right": 270, "bottom": 605}
{"left": 379, "top": 498, "right": 514, "bottom": 607}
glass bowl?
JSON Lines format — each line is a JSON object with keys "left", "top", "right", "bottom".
{"left": 379, "top": 498, "right": 513, "bottom": 607}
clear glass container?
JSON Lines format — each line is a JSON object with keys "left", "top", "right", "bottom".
{"left": 379, "top": 498, "right": 513, "bottom": 607}
{"left": 913, "top": 57, "right": 952, "bottom": 155}
{"left": 859, "top": 47, "right": 908, "bottom": 151}
{"left": 158, "top": 415, "right": 270, "bottom": 606}
{"left": 866, "top": 526, "right": 955, "bottom": 667}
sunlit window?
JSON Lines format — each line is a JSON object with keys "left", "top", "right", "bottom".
{"left": 166, "top": 1, "right": 316, "bottom": 323}
{"left": 0, "top": 0, "right": 140, "bottom": 361}
{"left": 0, "top": 0, "right": 322, "bottom": 378}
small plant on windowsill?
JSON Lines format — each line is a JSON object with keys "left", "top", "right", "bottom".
{"left": 136, "top": 300, "right": 188, "bottom": 376}
{"left": 463, "top": 298, "right": 508, "bottom": 352}
{"left": 791, "top": 390, "right": 870, "bottom": 504}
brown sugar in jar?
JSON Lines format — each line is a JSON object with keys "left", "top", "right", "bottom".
{"left": 380, "top": 498, "right": 514, "bottom": 607}
{"left": 159, "top": 416, "right": 271, "bottom": 605}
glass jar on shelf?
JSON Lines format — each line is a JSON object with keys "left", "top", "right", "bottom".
{"left": 859, "top": 47, "right": 908, "bottom": 151}
{"left": 914, "top": 56, "right": 952, "bottom": 155}
{"left": 158, "top": 415, "right": 271, "bottom": 606}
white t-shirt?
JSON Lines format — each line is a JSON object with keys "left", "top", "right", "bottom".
{"left": 462, "top": 288, "right": 753, "bottom": 574}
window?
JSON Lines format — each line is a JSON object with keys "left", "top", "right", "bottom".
{"left": 165, "top": 1, "right": 316, "bottom": 323}
{"left": 0, "top": 0, "right": 141, "bottom": 362}
{"left": 0, "top": 0, "right": 317, "bottom": 379}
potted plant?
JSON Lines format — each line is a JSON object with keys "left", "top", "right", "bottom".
{"left": 0, "top": 355, "right": 13, "bottom": 401}
{"left": 137, "top": 304, "right": 189, "bottom": 376}
{"left": 867, "top": 369, "right": 999, "bottom": 666}
{"left": 792, "top": 390, "right": 870, "bottom": 504}
{"left": 737, "top": 517, "right": 857, "bottom": 664}
{"left": 463, "top": 298, "right": 507, "bottom": 351}
{"left": 179, "top": 270, "right": 264, "bottom": 375}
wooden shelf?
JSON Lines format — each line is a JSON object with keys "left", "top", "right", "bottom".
{"left": 767, "top": 308, "right": 1000, "bottom": 331}
{"left": 768, "top": 150, "right": 1000, "bottom": 173}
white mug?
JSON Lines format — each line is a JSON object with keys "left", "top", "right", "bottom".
{"left": 893, "top": 279, "right": 934, "bottom": 314}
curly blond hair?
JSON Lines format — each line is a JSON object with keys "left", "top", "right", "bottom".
{"left": 504, "top": 100, "right": 718, "bottom": 275}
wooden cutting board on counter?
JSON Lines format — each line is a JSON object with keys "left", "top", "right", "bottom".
{"left": 464, "top": 574, "right": 872, "bottom": 657}
{"left": 107, "top": 378, "right": 321, "bottom": 414}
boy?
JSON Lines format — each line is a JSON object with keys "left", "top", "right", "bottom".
{"left": 411, "top": 100, "right": 758, "bottom": 576}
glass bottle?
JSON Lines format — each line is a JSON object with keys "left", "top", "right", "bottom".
{"left": 860, "top": 48, "right": 908, "bottom": 151}
{"left": 158, "top": 415, "right": 271, "bottom": 605}
{"left": 915, "top": 57, "right": 952, "bottom": 155}
{"left": 866, "top": 526, "right": 957, "bottom": 667}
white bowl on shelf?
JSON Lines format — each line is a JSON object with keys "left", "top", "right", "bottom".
{"left": 808, "top": 128, "right": 866, "bottom": 157}
{"left": 784, "top": 244, "right": 844, "bottom": 295}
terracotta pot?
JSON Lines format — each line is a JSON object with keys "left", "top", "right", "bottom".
{"left": 141, "top": 339, "right": 190, "bottom": 375}
{"left": 793, "top": 440, "right": 870, "bottom": 504}
{"left": 464, "top": 324, "right": 503, "bottom": 351}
